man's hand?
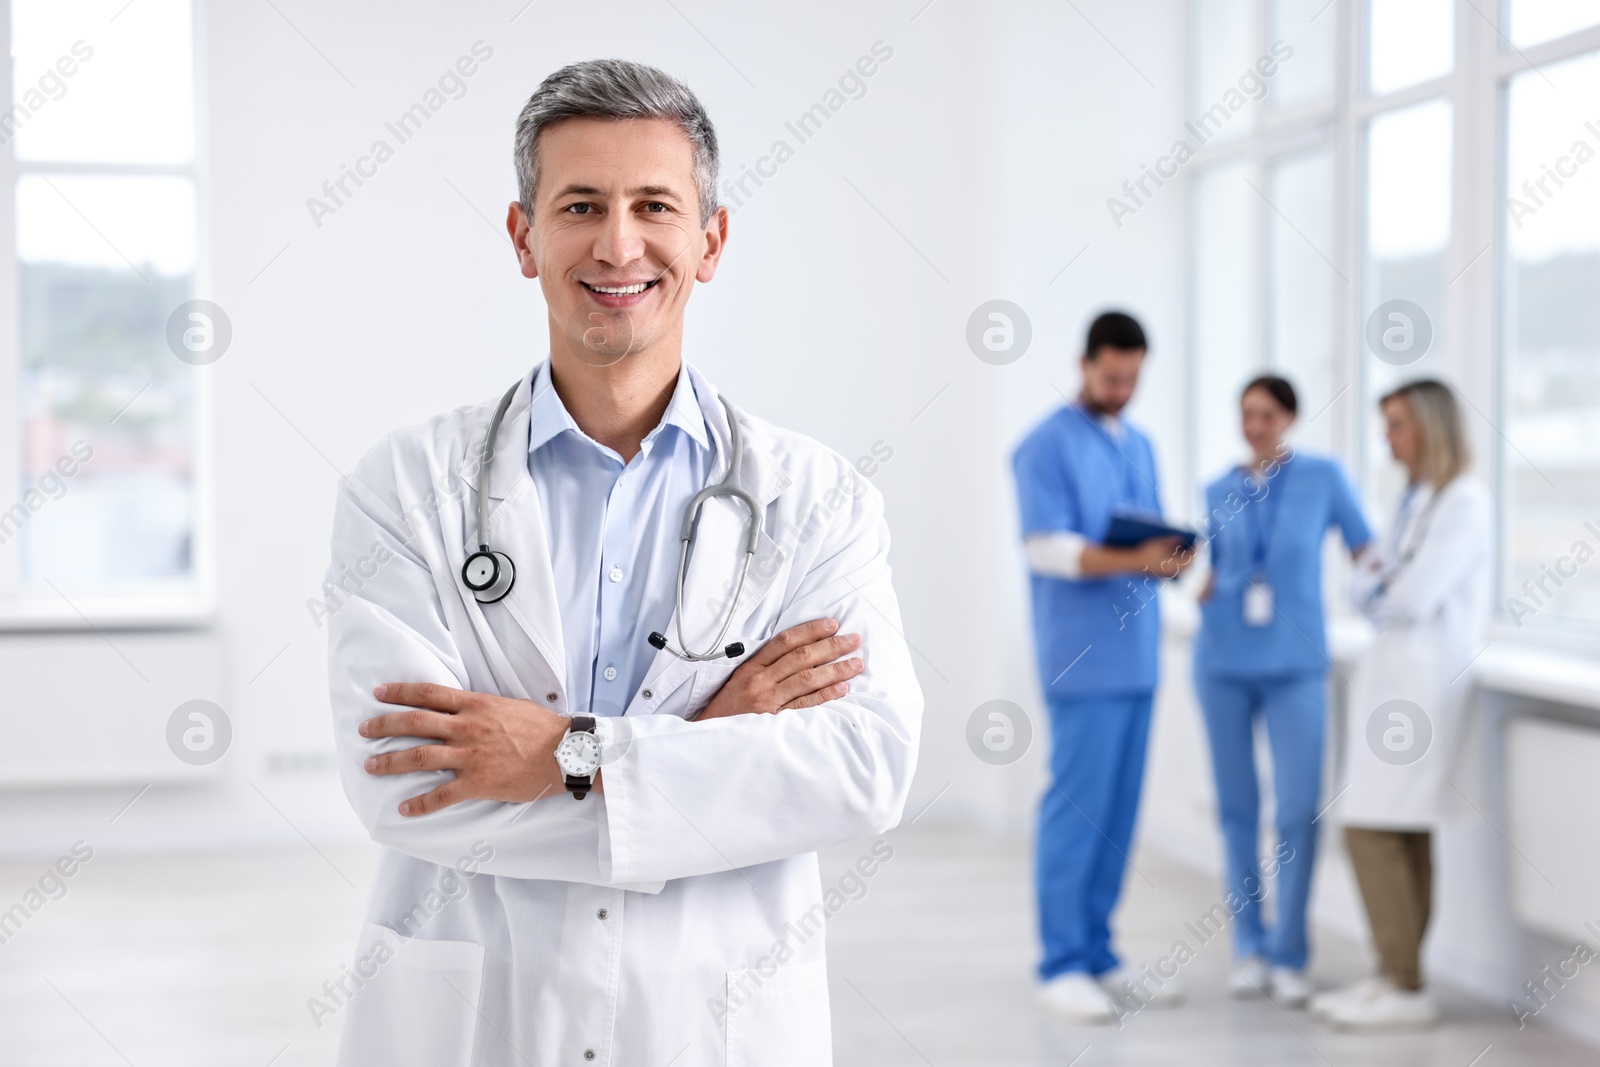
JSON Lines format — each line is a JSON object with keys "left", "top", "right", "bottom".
{"left": 695, "top": 617, "right": 863, "bottom": 721}
{"left": 1081, "top": 536, "right": 1194, "bottom": 578}
{"left": 360, "top": 683, "right": 573, "bottom": 816}
{"left": 1140, "top": 536, "right": 1195, "bottom": 579}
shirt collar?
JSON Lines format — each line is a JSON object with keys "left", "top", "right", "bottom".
{"left": 527, "top": 359, "right": 710, "bottom": 458}
{"left": 1072, "top": 398, "right": 1126, "bottom": 440}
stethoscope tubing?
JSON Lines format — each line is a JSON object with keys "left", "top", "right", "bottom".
{"left": 465, "top": 374, "right": 762, "bottom": 664}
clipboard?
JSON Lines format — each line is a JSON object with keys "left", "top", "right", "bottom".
{"left": 1102, "top": 508, "right": 1198, "bottom": 549}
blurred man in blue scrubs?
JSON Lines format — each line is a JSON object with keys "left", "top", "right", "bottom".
{"left": 1012, "top": 311, "right": 1194, "bottom": 1023}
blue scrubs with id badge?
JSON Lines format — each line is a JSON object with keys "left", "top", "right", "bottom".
{"left": 1012, "top": 401, "right": 1165, "bottom": 981}
{"left": 1193, "top": 452, "right": 1372, "bottom": 970}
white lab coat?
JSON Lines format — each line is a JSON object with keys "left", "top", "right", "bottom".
{"left": 324, "top": 362, "right": 922, "bottom": 1066}
{"left": 1339, "top": 475, "right": 1491, "bottom": 829}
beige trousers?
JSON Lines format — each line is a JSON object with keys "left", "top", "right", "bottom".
{"left": 1343, "top": 827, "right": 1433, "bottom": 991}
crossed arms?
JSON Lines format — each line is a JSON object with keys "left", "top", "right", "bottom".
{"left": 327, "top": 453, "right": 922, "bottom": 888}
{"left": 357, "top": 617, "right": 864, "bottom": 813}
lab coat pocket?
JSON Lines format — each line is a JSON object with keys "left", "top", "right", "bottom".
{"left": 724, "top": 956, "right": 832, "bottom": 1067}
{"left": 686, "top": 659, "right": 740, "bottom": 720}
{"left": 335, "top": 922, "right": 485, "bottom": 1067}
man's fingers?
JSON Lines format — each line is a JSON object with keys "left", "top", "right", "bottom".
{"left": 397, "top": 778, "right": 468, "bottom": 817}
{"left": 749, "top": 618, "right": 840, "bottom": 667}
{"left": 779, "top": 681, "right": 851, "bottom": 711}
{"left": 770, "top": 631, "right": 861, "bottom": 680}
{"left": 772, "top": 656, "right": 863, "bottom": 707}
{"left": 360, "top": 709, "right": 458, "bottom": 741}
{"left": 363, "top": 742, "right": 460, "bottom": 776}
{"left": 373, "top": 681, "right": 473, "bottom": 713}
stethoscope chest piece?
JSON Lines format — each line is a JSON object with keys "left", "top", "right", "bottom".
{"left": 463, "top": 548, "right": 515, "bottom": 603}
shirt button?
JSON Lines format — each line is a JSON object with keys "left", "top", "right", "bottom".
{"left": 597, "top": 907, "right": 608, "bottom": 920}
{"left": 603, "top": 666, "right": 617, "bottom": 681}
{"left": 608, "top": 566, "right": 623, "bottom": 582}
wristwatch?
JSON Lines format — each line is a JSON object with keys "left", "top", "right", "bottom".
{"left": 553, "top": 715, "right": 601, "bottom": 799}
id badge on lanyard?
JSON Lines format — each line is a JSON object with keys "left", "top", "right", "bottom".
{"left": 1243, "top": 575, "right": 1274, "bottom": 626}
{"left": 1242, "top": 469, "right": 1278, "bottom": 627}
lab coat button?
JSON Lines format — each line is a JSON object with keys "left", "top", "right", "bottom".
{"left": 597, "top": 907, "right": 607, "bottom": 919}
{"left": 641, "top": 689, "right": 652, "bottom": 700}
{"left": 546, "top": 692, "right": 559, "bottom": 703}
{"left": 584, "top": 1051, "right": 596, "bottom": 1061}
{"left": 603, "top": 666, "right": 617, "bottom": 681}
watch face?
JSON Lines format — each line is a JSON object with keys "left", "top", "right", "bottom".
{"left": 556, "top": 730, "right": 602, "bottom": 777}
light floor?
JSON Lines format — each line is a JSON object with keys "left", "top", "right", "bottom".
{"left": 0, "top": 824, "right": 1590, "bottom": 1066}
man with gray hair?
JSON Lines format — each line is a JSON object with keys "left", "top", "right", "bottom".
{"left": 325, "top": 59, "right": 923, "bottom": 1065}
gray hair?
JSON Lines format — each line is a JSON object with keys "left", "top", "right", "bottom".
{"left": 513, "top": 59, "right": 720, "bottom": 226}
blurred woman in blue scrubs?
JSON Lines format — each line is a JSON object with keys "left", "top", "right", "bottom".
{"left": 1193, "top": 375, "right": 1373, "bottom": 1008}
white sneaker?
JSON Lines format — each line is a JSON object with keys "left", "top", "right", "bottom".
{"left": 1036, "top": 972, "right": 1118, "bottom": 1024}
{"left": 1227, "top": 956, "right": 1269, "bottom": 999}
{"left": 1308, "top": 976, "right": 1385, "bottom": 1022}
{"left": 1323, "top": 978, "right": 1440, "bottom": 1032}
{"left": 1099, "top": 965, "right": 1184, "bottom": 1008}
{"left": 1270, "top": 967, "right": 1311, "bottom": 1009}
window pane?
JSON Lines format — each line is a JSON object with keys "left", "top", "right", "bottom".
{"left": 8, "top": 0, "right": 194, "bottom": 164}
{"left": 15, "top": 174, "right": 197, "bottom": 588}
{"left": 1267, "top": 146, "right": 1337, "bottom": 452}
{"left": 1362, "top": 98, "right": 1452, "bottom": 497}
{"left": 1508, "top": 0, "right": 1600, "bottom": 48}
{"left": 1193, "top": 161, "right": 1261, "bottom": 487}
{"left": 1191, "top": 0, "right": 1261, "bottom": 146}
{"left": 1503, "top": 50, "right": 1600, "bottom": 626}
{"left": 1368, "top": 0, "right": 1454, "bottom": 95}
{"left": 1268, "top": 0, "right": 1336, "bottom": 108}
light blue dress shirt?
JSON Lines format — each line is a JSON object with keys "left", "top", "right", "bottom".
{"left": 526, "top": 359, "right": 714, "bottom": 717}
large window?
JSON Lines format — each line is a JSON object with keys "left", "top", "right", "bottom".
{"left": 1192, "top": 160, "right": 1260, "bottom": 485}
{"left": 1360, "top": 97, "right": 1452, "bottom": 500}
{"left": 2, "top": 0, "right": 205, "bottom": 624}
{"left": 1185, "top": 0, "right": 1342, "bottom": 497}
{"left": 1267, "top": 144, "right": 1335, "bottom": 452}
{"left": 1187, "top": 0, "right": 1600, "bottom": 637}
{"left": 1502, "top": 49, "right": 1600, "bottom": 627}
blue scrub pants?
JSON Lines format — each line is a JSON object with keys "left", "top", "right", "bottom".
{"left": 1193, "top": 670, "right": 1326, "bottom": 971}
{"left": 1036, "top": 692, "right": 1153, "bottom": 980}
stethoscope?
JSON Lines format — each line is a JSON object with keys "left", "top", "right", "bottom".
{"left": 460, "top": 378, "right": 763, "bottom": 662}
{"left": 1362, "top": 481, "right": 1444, "bottom": 607}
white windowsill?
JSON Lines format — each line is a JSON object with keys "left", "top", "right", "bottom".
{"left": 0, "top": 594, "right": 215, "bottom": 632}
{"left": 1162, "top": 588, "right": 1600, "bottom": 712}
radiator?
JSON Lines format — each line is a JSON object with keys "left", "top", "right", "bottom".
{"left": 0, "top": 630, "right": 228, "bottom": 787}
{"left": 1506, "top": 716, "right": 1600, "bottom": 941}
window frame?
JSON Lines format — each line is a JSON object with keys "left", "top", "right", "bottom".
{"left": 0, "top": 0, "right": 214, "bottom": 630}
{"left": 1186, "top": 0, "right": 1600, "bottom": 648}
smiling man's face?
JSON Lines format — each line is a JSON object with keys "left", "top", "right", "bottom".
{"left": 510, "top": 116, "right": 727, "bottom": 367}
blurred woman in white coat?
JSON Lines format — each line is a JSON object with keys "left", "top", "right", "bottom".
{"left": 1312, "top": 379, "right": 1491, "bottom": 1032}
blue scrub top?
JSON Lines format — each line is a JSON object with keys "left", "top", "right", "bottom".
{"left": 1012, "top": 401, "right": 1165, "bottom": 698}
{"left": 1194, "top": 451, "right": 1372, "bottom": 679}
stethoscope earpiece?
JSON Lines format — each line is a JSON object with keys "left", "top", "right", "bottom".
{"left": 648, "top": 631, "right": 746, "bottom": 660}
